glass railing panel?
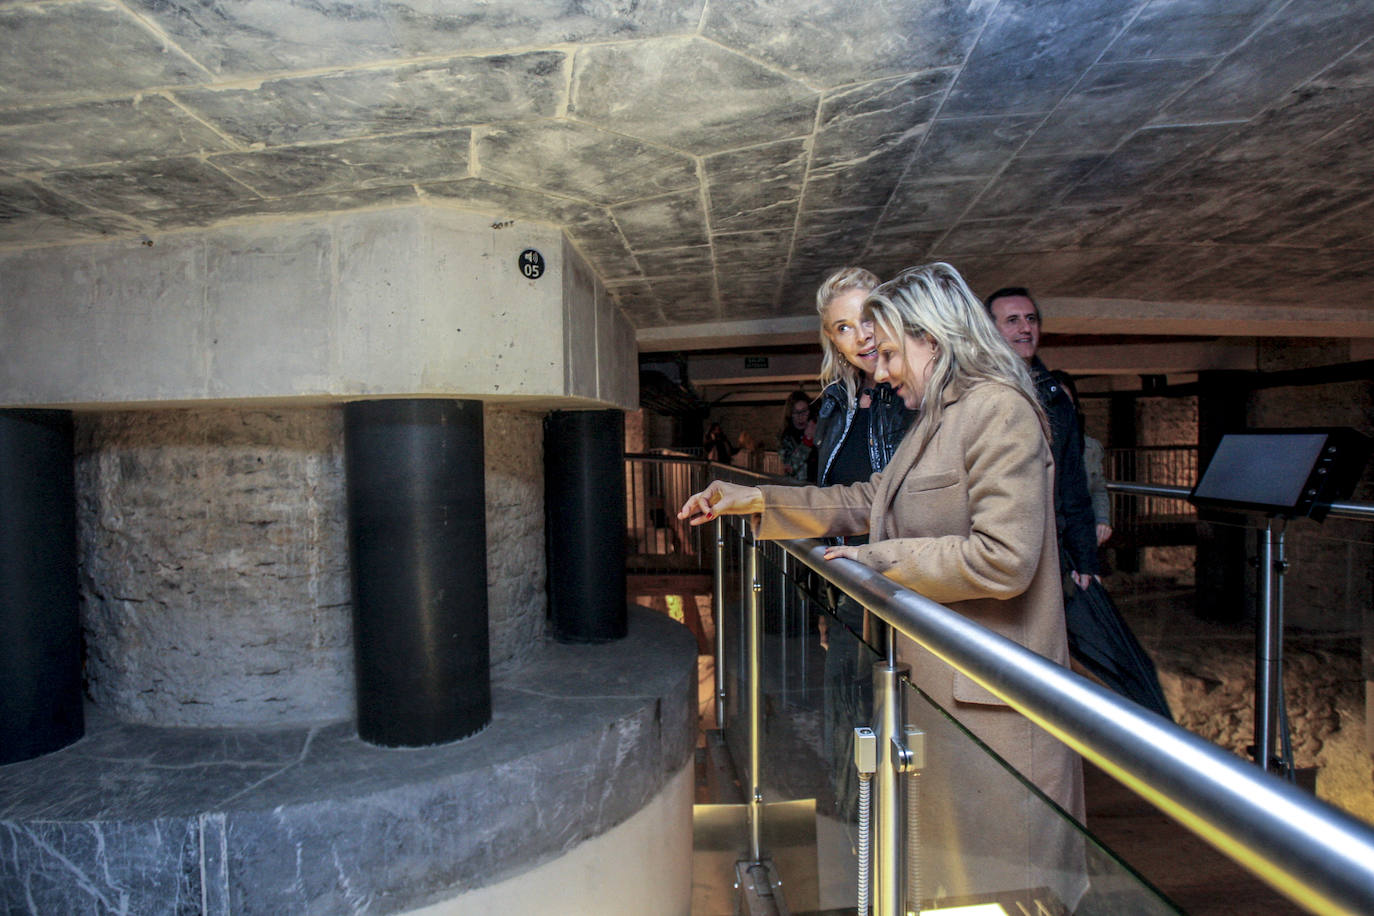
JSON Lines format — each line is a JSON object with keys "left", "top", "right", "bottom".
{"left": 711, "top": 517, "right": 1179, "bottom": 915}
{"left": 896, "top": 666, "right": 1179, "bottom": 916}
{"left": 1097, "top": 496, "right": 1373, "bottom": 827}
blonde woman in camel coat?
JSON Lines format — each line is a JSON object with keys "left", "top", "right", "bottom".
{"left": 681, "top": 263, "right": 1085, "bottom": 907}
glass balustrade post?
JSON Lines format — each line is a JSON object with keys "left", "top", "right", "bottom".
{"left": 900, "top": 725, "right": 925, "bottom": 916}
{"left": 747, "top": 528, "right": 764, "bottom": 864}
{"left": 714, "top": 517, "right": 726, "bottom": 729}
{"left": 872, "top": 626, "right": 910, "bottom": 916}
{"left": 779, "top": 550, "right": 790, "bottom": 705}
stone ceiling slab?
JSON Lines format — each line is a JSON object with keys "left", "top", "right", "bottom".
{"left": 603, "top": 278, "right": 661, "bottom": 327}
{"left": 570, "top": 38, "right": 817, "bottom": 155}
{"left": 865, "top": 227, "right": 945, "bottom": 275}
{"left": 882, "top": 177, "right": 985, "bottom": 230}
{"left": 422, "top": 178, "right": 598, "bottom": 226}
{"left": 1315, "top": 36, "right": 1374, "bottom": 89}
{"left": 635, "top": 245, "right": 713, "bottom": 279}
{"left": 907, "top": 115, "right": 1043, "bottom": 179}
{"left": 965, "top": 154, "right": 1105, "bottom": 220}
{"left": 651, "top": 276, "right": 719, "bottom": 323}
{"left": 209, "top": 130, "right": 472, "bottom": 198}
{"left": 1100, "top": 0, "right": 1279, "bottom": 63}
{"left": 127, "top": 0, "right": 403, "bottom": 76}
{"left": 1212, "top": 183, "right": 1374, "bottom": 247}
{"left": 0, "top": 97, "right": 234, "bottom": 172}
{"left": 0, "top": 176, "right": 141, "bottom": 244}
{"left": 1164, "top": 0, "right": 1374, "bottom": 121}
{"left": 137, "top": 186, "right": 422, "bottom": 230}
{"left": 476, "top": 121, "right": 696, "bottom": 206}
{"left": 1061, "top": 124, "right": 1233, "bottom": 207}
{"left": 1278, "top": 198, "right": 1374, "bottom": 251}
{"left": 1023, "top": 59, "right": 1214, "bottom": 156}
{"left": 44, "top": 157, "right": 257, "bottom": 214}
{"left": 941, "top": 0, "right": 1139, "bottom": 117}
{"left": 937, "top": 218, "right": 1030, "bottom": 257}
{"left": 702, "top": 0, "right": 996, "bottom": 87}
{"left": 611, "top": 190, "right": 708, "bottom": 252}
{"left": 713, "top": 229, "right": 793, "bottom": 273}
{"left": 174, "top": 52, "right": 566, "bottom": 147}
{"left": 802, "top": 142, "right": 919, "bottom": 212}
{"left": 811, "top": 71, "right": 950, "bottom": 169}
{"left": 0, "top": 2, "right": 206, "bottom": 105}
{"left": 703, "top": 139, "right": 807, "bottom": 233}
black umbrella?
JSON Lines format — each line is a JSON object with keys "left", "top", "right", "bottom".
{"left": 1062, "top": 561, "right": 1173, "bottom": 720}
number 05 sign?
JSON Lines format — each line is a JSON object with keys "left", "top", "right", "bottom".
{"left": 519, "top": 249, "right": 545, "bottom": 279}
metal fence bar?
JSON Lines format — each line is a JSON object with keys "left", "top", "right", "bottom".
{"left": 714, "top": 517, "right": 727, "bottom": 729}
{"left": 746, "top": 529, "right": 764, "bottom": 864}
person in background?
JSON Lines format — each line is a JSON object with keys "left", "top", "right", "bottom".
{"left": 1052, "top": 369, "right": 1112, "bottom": 547}
{"left": 777, "top": 389, "right": 817, "bottom": 482}
{"left": 811, "top": 265, "right": 915, "bottom": 825}
{"left": 983, "top": 286, "right": 1101, "bottom": 586}
{"left": 681, "top": 263, "right": 1084, "bottom": 903}
{"left": 732, "top": 431, "right": 760, "bottom": 469}
{"left": 703, "top": 421, "right": 736, "bottom": 465}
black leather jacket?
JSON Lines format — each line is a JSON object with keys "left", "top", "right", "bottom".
{"left": 814, "top": 380, "right": 914, "bottom": 486}
{"left": 1031, "top": 357, "right": 1100, "bottom": 576}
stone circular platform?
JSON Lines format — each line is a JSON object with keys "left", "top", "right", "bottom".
{"left": 0, "top": 608, "right": 696, "bottom": 915}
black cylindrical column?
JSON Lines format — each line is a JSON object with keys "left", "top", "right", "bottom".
{"left": 344, "top": 399, "right": 489, "bottom": 747}
{"left": 544, "top": 409, "right": 627, "bottom": 643}
{"left": 0, "top": 409, "right": 82, "bottom": 765}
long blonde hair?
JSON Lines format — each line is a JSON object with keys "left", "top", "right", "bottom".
{"left": 816, "top": 266, "right": 880, "bottom": 405}
{"left": 863, "top": 262, "right": 1046, "bottom": 451}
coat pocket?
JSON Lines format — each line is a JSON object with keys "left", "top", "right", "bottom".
{"left": 899, "top": 468, "right": 960, "bottom": 493}
{"left": 952, "top": 671, "right": 1011, "bottom": 708}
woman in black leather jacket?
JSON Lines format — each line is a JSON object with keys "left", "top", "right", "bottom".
{"left": 810, "top": 266, "right": 915, "bottom": 829}
{"left": 813, "top": 267, "right": 914, "bottom": 486}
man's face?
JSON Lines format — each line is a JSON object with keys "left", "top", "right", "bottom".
{"left": 989, "top": 295, "right": 1040, "bottom": 362}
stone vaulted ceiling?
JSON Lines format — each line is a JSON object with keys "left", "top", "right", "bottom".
{"left": 2, "top": 0, "right": 1374, "bottom": 348}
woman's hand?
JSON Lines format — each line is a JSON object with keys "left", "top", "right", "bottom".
{"left": 822, "top": 544, "right": 862, "bottom": 563}
{"left": 678, "top": 480, "right": 764, "bottom": 526}
{"left": 1095, "top": 523, "right": 1112, "bottom": 546}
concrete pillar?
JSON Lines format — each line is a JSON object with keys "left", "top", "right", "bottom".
{"left": 1195, "top": 371, "right": 1253, "bottom": 625}
{"left": 1108, "top": 392, "right": 1141, "bottom": 574}
{"left": 0, "top": 409, "right": 82, "bottom": 764}
{"left": 544, "top": 410, "right": 627, "bottom": 643}
{"left": 345, "top": 399, "right": 490, "bottom": 747}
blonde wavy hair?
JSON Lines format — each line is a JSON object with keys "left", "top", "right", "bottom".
{"left": 863, "top": 262, "right": 1046, "bottom": 451}
{"left": 815, "top": 266, "right": 881, "bottom": 405}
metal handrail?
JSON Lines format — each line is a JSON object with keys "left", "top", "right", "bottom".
{"left": 1107, "top": 480, "right": 1374, "bottom": 522}
{"left": 777, "top": 535, "right": 1374, "bottom": 916}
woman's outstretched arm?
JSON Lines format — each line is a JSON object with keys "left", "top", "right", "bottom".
{"left": 678, "top": 480, "right": 764, "bottom": 526}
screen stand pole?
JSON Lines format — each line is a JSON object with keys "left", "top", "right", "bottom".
{"left": 1254, "top": 516, "right": 1287, "bottom": 773}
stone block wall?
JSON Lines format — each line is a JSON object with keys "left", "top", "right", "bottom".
{"left": 76, "top": 407, "right": 353, "bottom": 726}
{"left": 75, "top": 403, "right": 547, "bottom": 727}
{"left": 484, "top": 407, "right": 548, "bottom": 671}
{"left": 1137, "top": 395, "right": 1198, "bottom": 447}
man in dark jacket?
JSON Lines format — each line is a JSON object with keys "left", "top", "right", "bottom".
{"left": 984, "top": 287, "right": 1100, "bottom": 586}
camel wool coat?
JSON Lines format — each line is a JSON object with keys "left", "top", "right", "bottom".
{"left": 756, "top": 380, "right": 1086, "bottom": 905}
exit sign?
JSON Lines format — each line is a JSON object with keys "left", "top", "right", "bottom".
{"left": 744, "top": 356, "right": 769, "bottom": 369}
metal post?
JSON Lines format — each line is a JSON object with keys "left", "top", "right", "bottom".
{"left": 747, "top": 529, "right": 764, "bottom": 864}
{"left": 779, "top": 550, "right": 790, "bottom": 705}
{"left": 714, "top": 517, "right": 727, "bottom": 729}
{"left": 1255, "top": 517, "right": 1284, "bottom": 771}
{"left": 901, "top": 725, "right": 926, "bottom": 916}
{"left": 872, "top": 627, "right": 909, "bottom": 916}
